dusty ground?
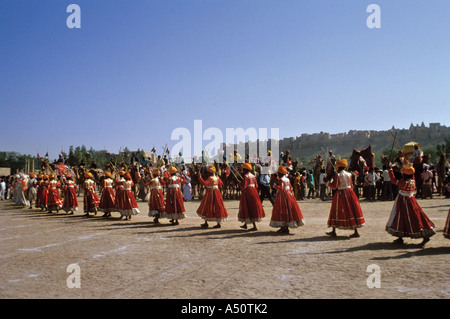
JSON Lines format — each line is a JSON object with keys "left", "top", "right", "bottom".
{"left": 0, "top": 194, "right": 449, "bottom": 299}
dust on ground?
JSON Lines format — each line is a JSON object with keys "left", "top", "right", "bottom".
{"left": 0, "top": 195, "right": 449, "bottom": 299}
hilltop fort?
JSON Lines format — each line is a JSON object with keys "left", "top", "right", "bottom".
{"left": 230, "top": 122, "right": 449, "bottom": 167}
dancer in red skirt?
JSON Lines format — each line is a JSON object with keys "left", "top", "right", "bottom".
{"left": 164, "top": 166, "right": 187, "bottom": 225}
{"left": 444, "top": 208, "right": 450, "bottom": 239}
{"left": 386, "top": 163, "right": 435, "bottom": 246}
{"left": 83, "top": 172, "right": 100, "bottom": 217}
{"left": 238, "top": 162, "right": 265, "bottom": 231}
{"left": 47, "top": 174, "right": 63, "bottom": 213}
{"left": 99, "top": 171, "right": 116, "bottom": 217}
{"left": 37, "top": 174, "right": 49, "bottom": 211}
{"left": 197, "top": 165, "right": 228, "bottom": 229}
{"left": 326, "top": 159, "right": 365, "bottom": 237}
{"left": 120, "top": 173, "right": 140, "bottom": 220}
{"left": 114, "top": 170, "right": 126, "bottom": 213}
{"left": 148, "top": 168, "right": 166, "bottom": 223}
{"left": 270, "top": 165, "right": 305, "bottom": 234}
{"left": 63, "top": 174, "right": 78, "bottom": 214}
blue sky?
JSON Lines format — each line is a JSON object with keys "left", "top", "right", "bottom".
{"left": 1, "top": 0, "right": 449, "bottom": 160}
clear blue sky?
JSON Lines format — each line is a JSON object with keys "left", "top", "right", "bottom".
{"left": 1, "top": 0, "right": 449, "bottom": 160}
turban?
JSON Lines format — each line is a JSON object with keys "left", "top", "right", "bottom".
{"left": 336, "top": 159, "right": 348, "bottom": 168}
{"left": 124, "top": 173, "right": 131, "bottom": 180}
{"left": 278, "top": 165, "right": 288, "bottom": 175}
{"left": 402, "top": 164, "right": 415, "bottom": 175}
{"left": 169, "top": 166, "right": 178, "bottom": 175}
{"left": 243, "top": 163, "right": 252, "bottom": 171}
{"left": 207, "top": 166, "right": 216, "bottom": 173}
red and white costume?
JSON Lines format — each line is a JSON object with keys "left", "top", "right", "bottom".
{"left": 270, "top": 176, "right": 305, "bottom": 228}
{"left": 197, "top": 175, "right": 228, "bottom": 222}
{"left": 83, "top": 179, "right": 100, "bottom": 213}
{"left": 121, "top": 180, "right": 140, "bottom": 217}
{"left": 37, "top": 178, "right": 49, "bottom": 210}
{"left": 63, "top": 179, "right": 78, "bottom": 212}
{"left": 114, "top": 176, "right": 125, "bottom": 211}
{"left": 148, "top": 177, "right": 166, "bottom": 217}
{"left": 47, "top": 179, "right": 63, "bottom": 212}
{"left": 99, "top": 177, "right": 116, "bottom": 213}
{"left": 386, "top": 170, "right": 436, "bottom": 238}
{"left": 327, "top": 170, "right": 365, "bottom": 229}
{"left": 165, "top": 175, "right": 186, "bottom": 220}
{"left": 238, "top": 172, "right": 265, "bottom": 224}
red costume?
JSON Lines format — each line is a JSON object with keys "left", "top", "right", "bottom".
{"left": 35, "top": 177, "right": 43, "bottom": 209}
{"left": 99, "top": 177, "right": 116, "bottom": 214}
{"left": 386, "top": 169, "right": 435, "bottom": 238}
{"left": 47, "top": 178, "right": 63, "bottom": 212}
{"left": 37, "top": 177, "right": 49, "bottom": 210}
{"left": 270, "top": 176, "right": 305, "bottom": 228}
{"left": 165, "top": 174, "right": 187, "bottom": 220}
{"left": 114, "top": 175, "right": 125, "bottom": 211}
{"left": 238, "top": 171, "right": 265, "bottom": 224}
{"left": 197, "top": 175, "right": 228, "bottom": 222}
{"left": 121, "top": 179, "right": 140, "bottom": 217}
{"left": 83, "top": 178, "right": 100, "bottom": 213}
{"left": 327, "top": 170, "right": 365, "bottom": 230}
{"left": 148, "top": 176, "right": 166, "bottom": 218}
{"left": 63, "top": 179, "right": 78, "bottom": 213}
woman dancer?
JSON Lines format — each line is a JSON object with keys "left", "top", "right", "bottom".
{"left": 386, "top": 163, "right": 435, "bottom": 246}
{"left": 197, "top": 165, "right": 228, "bottom": 229}
{"left": 270, "top": 165, "right": 305, "bottom": 234}
{"left": 326, "top": 159, "right": 365, "bottom": 238}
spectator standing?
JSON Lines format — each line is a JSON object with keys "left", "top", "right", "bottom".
{"left": 382, "top": 165, "right": 393, "bottom": 201}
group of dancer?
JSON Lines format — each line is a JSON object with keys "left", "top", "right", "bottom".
{"left": 31, "top": 171, "right": 140, "bottom": 220}
{"left": 7, "top": 158, "right": 450, "bottom": 246}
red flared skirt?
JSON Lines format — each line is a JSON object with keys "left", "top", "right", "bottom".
{"left": 99, "top": 188, "right": 116, "bottom": 213}
{"left": 270, "top": 189, "right": 304, "bottom": 228}
{"left": 165, "top": 188, "right": 186, "bottom": 219}
{"left": 84, "top": 188, "right": 100, "bottom": 212}
{"left": 47, "top": 188, "right": 63, "bottom": 211}
{"left": 115, "top": 187, "right": 124, "bottom": 211}
{"left": 328, "top": 188, "right": 365, "bottom": 229}
{"left": 238, "top": 187, "right": 265, "bottom": 223}
{"left": 148, "top": 188, "right": 166, "bottom": 216}
{"left": 386, "top": 193, "right": 436, "bottom": 238}
{"left": 121, "top": 189, "right": 140, "bottom": 216}
{"left": 63, "top": 187, "right": 78, "bottom": 211}
{"left": 197, "top": 188, "right": 228, "bottom": 222}
{"left": 37, "top": 187, "right": 48, "bottom": 208}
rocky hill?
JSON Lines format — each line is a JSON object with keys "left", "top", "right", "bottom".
{"left": 276, "top": 122, "right": 449, "bottom": 167}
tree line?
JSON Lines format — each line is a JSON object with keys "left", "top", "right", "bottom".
{"left": 1, "top": 138, "right": 449, "bottom": 174}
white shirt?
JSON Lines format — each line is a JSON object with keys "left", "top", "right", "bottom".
{"left": 319, "top": 173, "right": 326, "bottom": 185}
{"left": 382, "top": 170, "right": 390, "bottom": 182}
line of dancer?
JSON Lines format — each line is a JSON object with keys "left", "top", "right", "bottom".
{"left": 6, "top": 159, "right": 447, "bottom": 247}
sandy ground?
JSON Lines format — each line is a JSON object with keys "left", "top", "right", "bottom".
{"left": 0, "top": 193, "right": 449, "bottom": 300}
